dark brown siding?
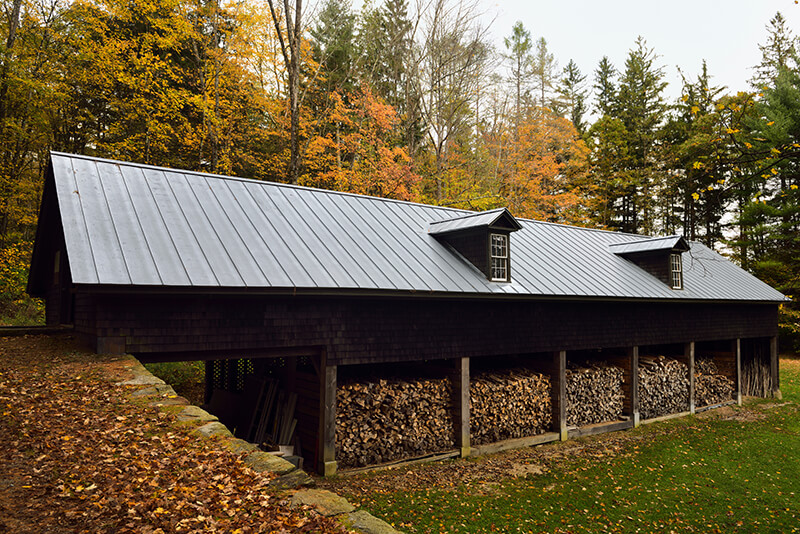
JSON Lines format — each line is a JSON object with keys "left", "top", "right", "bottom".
{"left": 440, "top": 229, "right": 489, "bottom": 278}
{"left": 629, "top": 254, "right": 670, "bottom": 286}
{"left": 75, "top": 292, "right": 779, "bottom": 365}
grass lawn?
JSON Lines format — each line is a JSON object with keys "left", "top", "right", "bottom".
{"left": 320, "top": 358, "right": 800, "bottom": 533}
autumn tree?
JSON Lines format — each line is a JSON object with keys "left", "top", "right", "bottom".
{"left": 503, "top": 21, "right": 534, "bottom": 135}
{"left": 531, "top": 36, "right": 557, "bottom": 109}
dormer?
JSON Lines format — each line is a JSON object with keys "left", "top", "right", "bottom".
{"left": 429, "top": 208, "right": 522, "bottom": 282}
{"left": 610, "top": 235, "right": 690, "bottom": 290}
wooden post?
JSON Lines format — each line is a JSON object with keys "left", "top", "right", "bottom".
{"left": 685, "top": 342, "right": 696, "bottom": 414}
{"left": 734, "top": 339, "right": 742, "bottom": 406}
{"left": 629, "top": 346, "right": 640, "bottom": 427}
{"left": 453, "top": 357, "right": 471, "bottom": 457}
{"left": 318, "top": 351, "right": 337, "bottom": 476}
{"left": 552, "top": 350, "right": 567, "bottom": 441}
{"left": 770, "top": 336, "right": 782, "bottom": 400}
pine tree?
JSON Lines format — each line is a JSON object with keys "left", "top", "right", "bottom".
{"left": 751, "top": 11, "right": 797, "bottom": 90}
{"left": 555, "top": 59, "right": 588, "bottom": 134}
{"left": 593, "top": 56, "right": 617, "bottom": 117}
{"left": 311, "top": 0, "right": 357, "bottom": 95}
{"left": 503, "top": 21, "right": 534, "bottom": 133}
{"left": 532, "top": 37, "right": 557, "bottom": 110}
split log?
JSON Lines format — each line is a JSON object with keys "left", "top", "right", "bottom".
{"left": 695, "top": 358, "right": 734, "bottom": 406}
{"left": 566, "top": 363, "right": 623, "bottom": 426}
{"left": 336, "top": 377, "right": 454, "bottom": 468}
{"left": 638, "top": 356, "right": 689, "bottom": 419}
{"left": 470, "top": 368, "right": 551, "bottom": 445}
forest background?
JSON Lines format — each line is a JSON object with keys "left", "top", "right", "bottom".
{"left": 1, "top": 0, "right": 799, "bottom": 348}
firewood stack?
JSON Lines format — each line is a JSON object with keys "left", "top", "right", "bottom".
{"left": 336, "top": 378, "right": 455, "bottom": 468}
{"left": 694, "top": 358, "right": 734, "bottom": 406}
{"left": 638, "top": 356, "right": 689, "bottom": 419}
{"left": 566, "top": 363, "right": 624, "bottom": 426}
{"left": 470, "top": 369, "right": 551, "bottom": 445}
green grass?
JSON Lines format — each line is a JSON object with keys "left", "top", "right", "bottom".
{"left": 144, "top": 361, "right": 205, "bottom": 405}
{"left": 327, "top": 359, "right": 800, "bottom": 533}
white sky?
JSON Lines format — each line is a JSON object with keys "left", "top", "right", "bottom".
{"left": 482, "top": 0, "right": 800, "bottom": 104}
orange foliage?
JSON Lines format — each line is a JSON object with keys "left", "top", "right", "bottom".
{"left": 299, "top": 87, "right": 421, "bottom": 201}
{"left": 502, "top": 109, "right": 592, "bottom": 224}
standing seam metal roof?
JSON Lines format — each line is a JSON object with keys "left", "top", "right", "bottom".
{"left": 45, "top": 152, "right": 787, "bottom": 302}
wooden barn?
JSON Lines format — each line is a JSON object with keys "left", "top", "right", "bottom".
{"left": 28, "top": 152, "right": 786, "bottom": 475}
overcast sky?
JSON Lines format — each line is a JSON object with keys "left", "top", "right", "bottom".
{"left": 482, "top": 0, "right": 800, "bottom": 103}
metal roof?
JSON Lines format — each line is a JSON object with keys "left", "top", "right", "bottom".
{"left": 609, "top": 235, "right": 690, "bottom": 255}
{"left": 40, "top": 152, "right": 786, "bottom": 302}
{"left": 428, "top": 207, "right": 522, "bottom": 235}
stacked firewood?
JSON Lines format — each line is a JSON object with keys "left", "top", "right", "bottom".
{"left": 638, "top": 356, "right": 689, "bottom": 419}
{"left": 566, "top": 363, "right": 623, "bottom": 426}
{"left": 695, "top": 359, "right": 734, "bottom": 406}
{"left": 470, "top": 369, "right": 551, "bottom": 445}
{"left": 336, "top": 378, "right": 454, "bottom": 468}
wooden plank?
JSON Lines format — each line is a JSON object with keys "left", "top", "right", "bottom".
{"left": 638, "top": 410, "right": 692, "bottom": 425}
{"left": 339, "top": 450, "right": 460, "bottom": 475}
{"left": 685, "top": 342, "right": 695, "bottom": 414}
{"left": 629, "top": 346, "right": 640, "bottom": 427}
{"left": 453, "top": 357, "right": 471, "bottom": 457}
{"left": 695, "top": 399, "right": 736, "bottom": 413}
{"left": 318, "top": 351, "right": 337, "bottom": 476}
{"left": 472, "top": 432, "right": 560, "bottom": 456}
{"left": 770, "top": 336, "right": 782, "bottom": 399}
{"left": 567, "top": 419, "right": 633, "bottom": 439}
{"left": 553, "top": 351, "right": 567, "bottom": 441}
{"left": 734, "top": 338, "right": 742, "bottom": 406}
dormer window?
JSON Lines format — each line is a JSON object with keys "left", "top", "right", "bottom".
{"left": 429, "top": 208, "right": 522, "bottom": 282}
{"left": 609, "top": 235, "right": 690, "bottom": 290}
{"left": 670, "top": 253, "right": 683, "bottom": 289}
{"left": 490, "top": 234, "right": 509, "bottom": 281}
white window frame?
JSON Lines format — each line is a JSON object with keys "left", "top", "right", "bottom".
{"left": 670, "top": 253, "right": 683, "bottom": 289}
{"left": 490, "top": 233, "right": 508, "bottom": 281}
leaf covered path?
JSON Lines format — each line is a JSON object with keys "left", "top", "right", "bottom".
{"left": 0, "top": 334, "right": 351, "bottom": 534}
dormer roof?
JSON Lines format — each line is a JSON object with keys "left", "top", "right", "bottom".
{"left": 428, "top": 208, "right": 522, "bottom": 236}
{"left": 609, "top": 235, "right": 690, "bottom": 256}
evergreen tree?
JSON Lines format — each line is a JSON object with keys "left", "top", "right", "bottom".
{"left": 751, "top": 11, "right": 797, "bottom": 90}
{"left": 532, "top": 37, "right": 557, "bottom": 109}
{"left": 555, "top": 59, "right": 588, "bottom": 134}
{"left": 593, "top": 56, "right": 617, "bottom": 117}
{"left": 311, "top": 0, "right": 357, "bottom": 95}
{"left": 503, "top": 21, "right": 534, "bottom": 133}
{"left": 611, "top": 37, "right": 667, "bottom": 233}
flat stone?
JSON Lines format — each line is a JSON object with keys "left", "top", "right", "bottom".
{"left": 244, "top": 451, "right": 296, "bottom": 476}
{"left": 130, "top": 383, "right": 177, "bottom": 398}
{"left": 291, "top": 489, "right": 355, "bottom": 517}
{"left": 269, "top": 469, "right": 314, "bottom": 489}
{"left": 345, "top": 510, "right": 403, "bottom": 534}
{"left": 118, "top": 374, "right": 166, "bottom": 387}
{"left": 194, "top": 422, "right": 233, "bottom": 439}
{"left": 176, "top": 405, "right": 218, "bottom": 423}
{"left": 149, "top": 396, "right": 190, "bottom": 407}
{"left": 225, "top": 438, "right": 259, "bottom": 455}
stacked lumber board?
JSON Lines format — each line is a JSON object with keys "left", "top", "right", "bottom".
{"left": 470, "top": 369, "right": 551, "bottom": 445}
{"left": 638, "top": 356, "right": 689, "bottom": 419}
{"left": 566, "top": 363, "right": 623, "bottom": 426}
{"left": 336, "top": 378, "right": 454, "bottom": 468}
{"left": 695, "top": 359, "right": 734, "bottom": 406}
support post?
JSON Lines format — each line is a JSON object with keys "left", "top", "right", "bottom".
{"left": 770, "top": 336, "right": 782, "bottom": 400}
{"left": 318, "top": 351, "right": 337, "bottom": 476}
{"left": 734, "top": 339, "right": 742, "bottom": 405}
{"left": 629, "top": 346, "right": 640, "bottom": 427}
{"left": 552, "top": 350, "right": 567, "bottom": 441}
{"left": 453, "top": 357, "right": 471, "bottom": 457}
{"left": 685, "top": 342, "right": 696, "bottom": 414}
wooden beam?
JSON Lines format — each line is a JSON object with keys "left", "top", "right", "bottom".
{"left": 770, "top": 336, "right": 782, "bottom": 400}
{"left": 629, "top": 346, "right": 640, "bottom": 427}
{"left": 453, "top": 357, "right": 471, "bottom": 457}
{"left": 318, "top": 351, "right": 337, "bottom": 476}
{"left": 734, "top": 338, "right": 742, "bottom": 406}
{"left": 553, "top": 350, "right": 567, "bottom": 441}
{"left": 685, "top": 342, "right": 695, "bottom": 414}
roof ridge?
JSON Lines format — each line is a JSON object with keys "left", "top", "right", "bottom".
{"left": 428, "top": 207, "right": 507, "bottom": 225}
